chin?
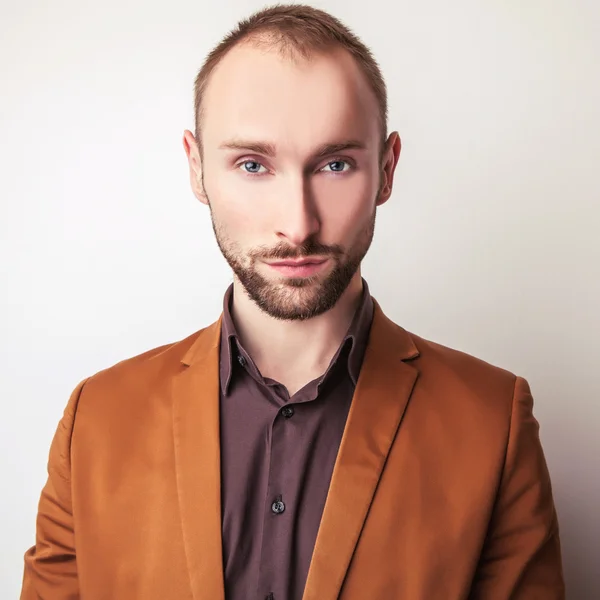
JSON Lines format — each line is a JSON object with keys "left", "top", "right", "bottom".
{"left": 276, "top": 275, "right": 324, "bottom": 288}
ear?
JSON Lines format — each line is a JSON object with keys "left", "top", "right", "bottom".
{"left": 376, "top": 131, "right": 401, "bottom": 207}
{"left": 182, "top": 129, "right": 208, "bottom": 205}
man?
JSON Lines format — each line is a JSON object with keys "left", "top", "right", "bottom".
{"left": 21, "top": 4, "right": 564, "bottom": 600}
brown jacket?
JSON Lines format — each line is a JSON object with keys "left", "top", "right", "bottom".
{"left": 21, "top": 299, "right": 564, "bottom": 599}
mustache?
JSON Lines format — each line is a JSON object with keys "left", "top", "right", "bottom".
{"left": 250, "top": 239, "right": 343, "bottom": 261}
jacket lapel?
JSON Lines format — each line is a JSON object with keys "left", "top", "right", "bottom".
{"left": 172, "top": 317, "right": 225, "bottom": 600}
{"left": 302, "top": 300, "right": 420, "bottom": 600}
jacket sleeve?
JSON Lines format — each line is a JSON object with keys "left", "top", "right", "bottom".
{"left": 21, "top": 378, "right": 88, "bottom": 600}
{"left": 469, "top": 376, "right": 565, "bottom": 599}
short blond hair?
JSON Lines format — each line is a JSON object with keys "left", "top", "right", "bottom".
{"left": 193, "top": 4, "right": 388, "bottom": 152}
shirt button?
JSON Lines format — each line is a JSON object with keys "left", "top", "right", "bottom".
{"left": 281, "top": 406, "right": 294, "bottom": 419}
{"left": 237, "top": 355, "right": 247, "bottom": 367}
{"left": 271, "top": 499, "right": 285, "bottom": 514}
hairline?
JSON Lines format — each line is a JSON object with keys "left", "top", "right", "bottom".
{"left": 194, "top": 37, "right": 388, "bottom": 163}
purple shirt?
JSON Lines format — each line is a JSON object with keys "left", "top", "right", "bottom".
{"left": 218, "top": 279, "right": 374, "bottom": 600}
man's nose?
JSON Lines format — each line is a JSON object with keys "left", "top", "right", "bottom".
{"left": 274, "top": 176, "right": 320, "bottom": 247}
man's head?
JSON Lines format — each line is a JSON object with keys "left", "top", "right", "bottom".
{"left": 183, "top": 4, "right": 401, "bottom": 321}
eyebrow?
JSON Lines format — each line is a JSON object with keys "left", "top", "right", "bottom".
{"left": 217, "top": 139, "right": 367, "bottom": 158}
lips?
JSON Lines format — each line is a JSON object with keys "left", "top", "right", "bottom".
{"left": 267, "top": 259, "right": 326, "bottom": 267}
{"left": 265, "top": 258, "right": 329, "bottom": 277}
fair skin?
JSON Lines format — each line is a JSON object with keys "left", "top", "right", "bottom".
{"left": 183, "top": 41, "right": 401, "bottom": 395}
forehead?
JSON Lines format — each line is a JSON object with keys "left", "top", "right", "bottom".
{"left": 201, "top": 42, "right": 380, "bottom": 153}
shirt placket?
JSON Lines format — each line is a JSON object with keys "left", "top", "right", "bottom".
{"left": 256, "top": 399, "right": 296, "bottom": 600}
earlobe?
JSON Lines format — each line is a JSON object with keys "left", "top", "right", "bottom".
{"left": 376, "top": 184, "right": 391, "bottom": 206}
{"left": 189, "top": 167, "right": 209, "bottom": 206}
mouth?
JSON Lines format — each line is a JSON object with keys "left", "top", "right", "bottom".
{"left": 264, "top": 257, "right": 329, "bottom": 277}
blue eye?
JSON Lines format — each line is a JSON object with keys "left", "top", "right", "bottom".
{"left": 322, "top": 160, "right": 350, "bottom": 173}
{"left": 240, "top": 160, "right": 266, "bottom": 174}
{"left": 238, "top": 159, "right": 352, "bottom": 175}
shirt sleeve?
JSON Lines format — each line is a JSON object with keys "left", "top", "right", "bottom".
{"left": 469, "top": 375, "right": 565, "bottom": 599}
{"left": 20, "top": 378, "right": 88, "bottom": 600}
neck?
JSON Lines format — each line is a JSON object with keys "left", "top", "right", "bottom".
{"left": 229, "top": 271, "right": 364, "bottom": 389}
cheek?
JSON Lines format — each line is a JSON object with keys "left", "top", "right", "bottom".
{"left": 206, "top": 172, "right": 267, "bottom": 240}
{"left": 315, "top": 174, "right": 377, "bottom": 240}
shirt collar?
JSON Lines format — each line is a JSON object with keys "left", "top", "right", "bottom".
{"left": 219, "top": 278, "right": 374, "bottom": 395}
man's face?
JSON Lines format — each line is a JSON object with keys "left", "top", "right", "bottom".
{"left": 186, "top": 42, "right": 398, "bottom": 321}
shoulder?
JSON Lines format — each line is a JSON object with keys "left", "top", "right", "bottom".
{"left": 409, "top": 331, "right": 516, "bottom": 388}
{"left": 399, "top": 327, "right": 520, "bottom": 423}
{"left": 372, "top": 300, "right": 517, "bottom": 403}
{"left": 76, "top": 323, "right": 212, "bottom": 404}
{"left": 379, "top": 324, "right": 531, "bottom": 459}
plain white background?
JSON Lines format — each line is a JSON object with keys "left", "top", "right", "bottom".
{"left": 1, "top": 0, "right": 598, "bottom": 597}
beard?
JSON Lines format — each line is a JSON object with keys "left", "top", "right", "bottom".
{"left": 208, "top": 201, "right": 376, "bottom": 322}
